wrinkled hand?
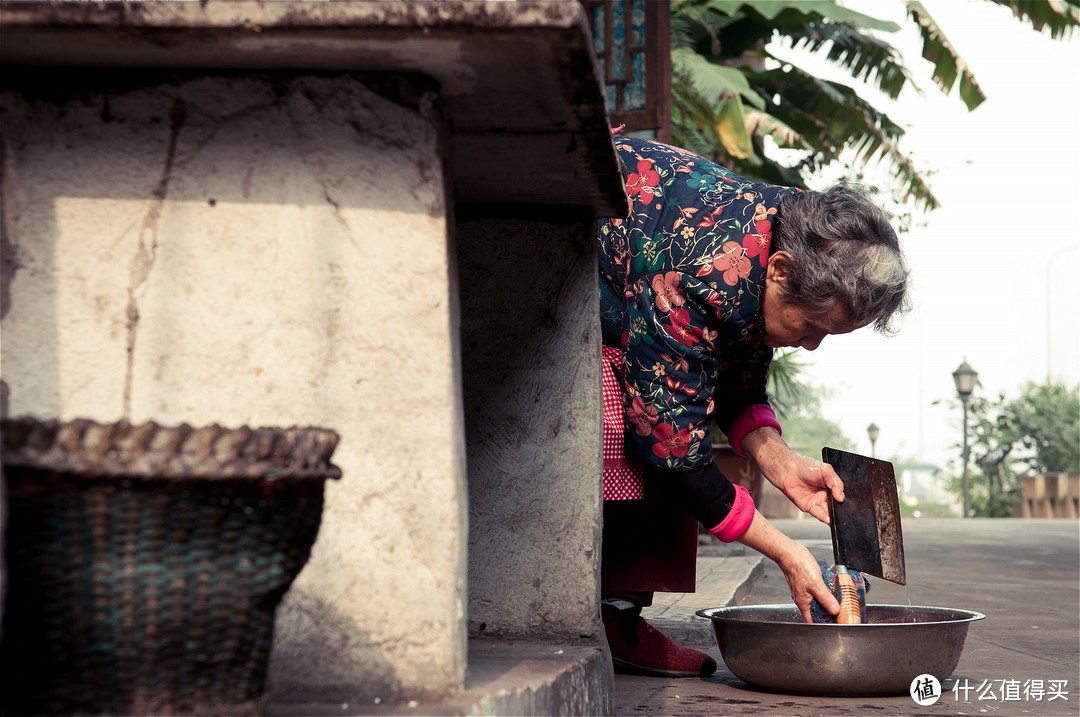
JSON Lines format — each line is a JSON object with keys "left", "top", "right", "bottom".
{"left": 778, "top": 543, "right": 839, "bottom": 623}
{"left": 741, "top": 428, "right": 845, "bottom": 524}
{"left": 736, "top": 509, "right": 839, "bottom": 624}
{"left": 772, "top": 451, "right": 845, "bottom": 524}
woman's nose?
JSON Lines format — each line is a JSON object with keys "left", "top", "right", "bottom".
{"left": 800, "top": 335, "right": 824, "bottom": 351}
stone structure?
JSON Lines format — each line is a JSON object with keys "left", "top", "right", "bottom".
{"left": 1018, "top": 473, "right": 1080, "bottom": 519}
{"left": 1, "top": 2, "right": 625, "bottom": 712}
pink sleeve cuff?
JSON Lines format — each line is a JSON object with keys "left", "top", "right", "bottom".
{"left": 707, "top": 484, "right": 756, "bottom": 543}
{"left": 726, "top": 404, "right": 781, "bottom": 457}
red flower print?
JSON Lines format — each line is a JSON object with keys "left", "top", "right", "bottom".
{"left": 712, "top": 241, "right": 752, "bottom": 286}
{"left": 651, "top": 422, "right": 692, "bottom": 460}
{"left": 701, "top": 326, "right": 718, "bottom": 347}
{"left": 651, "top": 271, "right": 686, "bottom": 313}
{"left": 666, "top": 306, "right": 701, "bottom": 347}
{"left": 742, "top": 231, "right": 770, "bottom": 268}
{"left": 753, "top": 203, "right": 777, "bottom": 223}
{"left": 626, "top": 159, "right": 660, "bottom": 202}
{"left": 704, "top": 290, "right": 726, "bottom": 312}
{"left": 673, "top": 206, "right": 698, "bottom": 231}
{"left": 628, "top": 396, "right": 658, "bottom": 437}
{"left": 673, "top": 323, "right": 704, "bottom": 348}
{"left": 660, "top": 353, "right": 689, "bottom": 373}
{"left": 695, "top": 205, "right": 723, "bottom": 229}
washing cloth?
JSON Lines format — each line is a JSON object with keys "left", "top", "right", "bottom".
{"left": 811, "top": 560, "right": 870, "bottom": 623}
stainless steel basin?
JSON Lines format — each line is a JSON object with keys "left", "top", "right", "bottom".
{"left": 696, "top": 604, "right": 986, "bottom": 696}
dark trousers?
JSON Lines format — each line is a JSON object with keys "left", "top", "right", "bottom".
{"left": 600, "top": 483, "right": 699, "bottom": 605}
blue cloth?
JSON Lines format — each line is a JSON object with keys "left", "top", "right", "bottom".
{"left": 811, "top": 560, "right": 869, "bottom": 623}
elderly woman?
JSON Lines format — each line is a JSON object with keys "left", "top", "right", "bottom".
{"left": 599, "top": 134, "right": 909, "bottom": 677}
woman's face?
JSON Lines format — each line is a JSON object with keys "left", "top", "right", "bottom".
{"left": 761, "top": 252, "right": 864, "bottom": 351}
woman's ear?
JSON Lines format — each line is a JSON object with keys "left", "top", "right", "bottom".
{"left": 765, "top": 251, "right": 793, "bottom": 285}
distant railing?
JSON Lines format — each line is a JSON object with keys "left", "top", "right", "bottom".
{"left": 1018, "top": 472, "right": 1080, "bottom": 518}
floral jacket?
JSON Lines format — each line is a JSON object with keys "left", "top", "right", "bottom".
{"left": 598, "top": 136, "right": 797, "bottom": 471}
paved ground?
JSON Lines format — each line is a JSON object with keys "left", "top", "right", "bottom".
{"left": 615, "top": 518, "right": 1079, "bottom": 716}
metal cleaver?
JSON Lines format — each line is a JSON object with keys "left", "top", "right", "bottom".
{"left": 823, "top": 447, "right": 906, "bottom": 586}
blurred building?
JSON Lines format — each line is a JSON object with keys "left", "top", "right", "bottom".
{"left": 900, "top": 464, "right": 961, "bottom": 516}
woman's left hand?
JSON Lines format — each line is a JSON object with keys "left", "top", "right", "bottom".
{"left": 742, "top": 427, "right": 844, "bottom": 524}
{"left": 773, "top": 451, "right": 844, "bottom": 524}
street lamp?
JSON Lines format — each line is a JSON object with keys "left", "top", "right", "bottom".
{"left": 867, "top": 422, "right": 880, "bottom": 458}
{"left": 952, "top": 361, "right": 978, "bottom": 518}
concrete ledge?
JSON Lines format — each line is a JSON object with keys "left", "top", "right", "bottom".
{"left": 0, "top": 0, "right": 626, "bottom": 214}
{"left": 268, "top": 639, "right": 615, "bottom": 717}
{"left": 462, "top": 640, "right": 614, "bottom": 716}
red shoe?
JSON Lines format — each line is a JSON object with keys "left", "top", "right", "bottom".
{"left": 602, "top": 604, "right": 717, "bottom": 677}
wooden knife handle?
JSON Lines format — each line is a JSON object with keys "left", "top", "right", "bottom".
{"left": 836, "top": 568, "right": 862, "bottom": 624}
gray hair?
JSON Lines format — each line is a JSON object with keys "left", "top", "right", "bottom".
{"left": 772, "top": 184, "right": 910, "bottom": 334}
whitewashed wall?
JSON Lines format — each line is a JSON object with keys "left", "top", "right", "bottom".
{"left": 0, "top": 73, "right": 467, "bottom": 702}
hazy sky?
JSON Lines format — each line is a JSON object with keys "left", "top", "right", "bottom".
{"left": 771, "top": 0, "right": 1080, "bottom": 470}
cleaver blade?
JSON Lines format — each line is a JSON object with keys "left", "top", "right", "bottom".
{"left": 823, "top": 447, "right": 907, "bottom": 586}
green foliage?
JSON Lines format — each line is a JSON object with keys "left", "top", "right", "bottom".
{"left": 1005, "top": 381, "right": 1080, "bottom": 474}
{"left": 907, "top": 1, "right": 987, "bottom": 111}
{"left": 944, "top": 475, "right": 1020, "bottom": 518}
{"left": 712, "top": 351, "right": 856, "bottom": 454}
{"left": 991, "top": 0, "right": 1080, "bottom": 39}
{"left": 669, "top": 0, "right": 1080, "bottom": 213}
{"left": 942, "top": 380, "right": 1079, "bottom": 517}
{"left": 899, "top": 500, "right": 955, "bottom": 518}
{"left": 765, "top": 349, "right": 810, "bottom": 417}
{"left": 768, "top": 358, "right": 856, "bottom": 453}
{"left": 780, "top": 403, "right": 856, "bottom": 455}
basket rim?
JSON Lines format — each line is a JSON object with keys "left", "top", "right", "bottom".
{"left": 1, "top": 416, "right": 342, "bottom": 481}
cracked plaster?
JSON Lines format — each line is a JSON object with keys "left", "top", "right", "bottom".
{"left": 0, "top": 73, "right": 467, "bottom": 701}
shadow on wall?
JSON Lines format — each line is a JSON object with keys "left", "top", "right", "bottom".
{"left": 267, "top": 588, "right": 402, "bottom": 706}
{"left": 456, "top": 204, "right": 604, "bottom": 640}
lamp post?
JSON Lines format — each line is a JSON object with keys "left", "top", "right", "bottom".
{"left": 952, "top": 361, "right": 978, "bottom": 518}
{"left": 867, "top": 422, "right": 880, "bottom": 458}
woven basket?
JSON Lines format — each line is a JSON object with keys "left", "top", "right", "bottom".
{"left": 0, "top": 417, "right": 342, "bottom": 716}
